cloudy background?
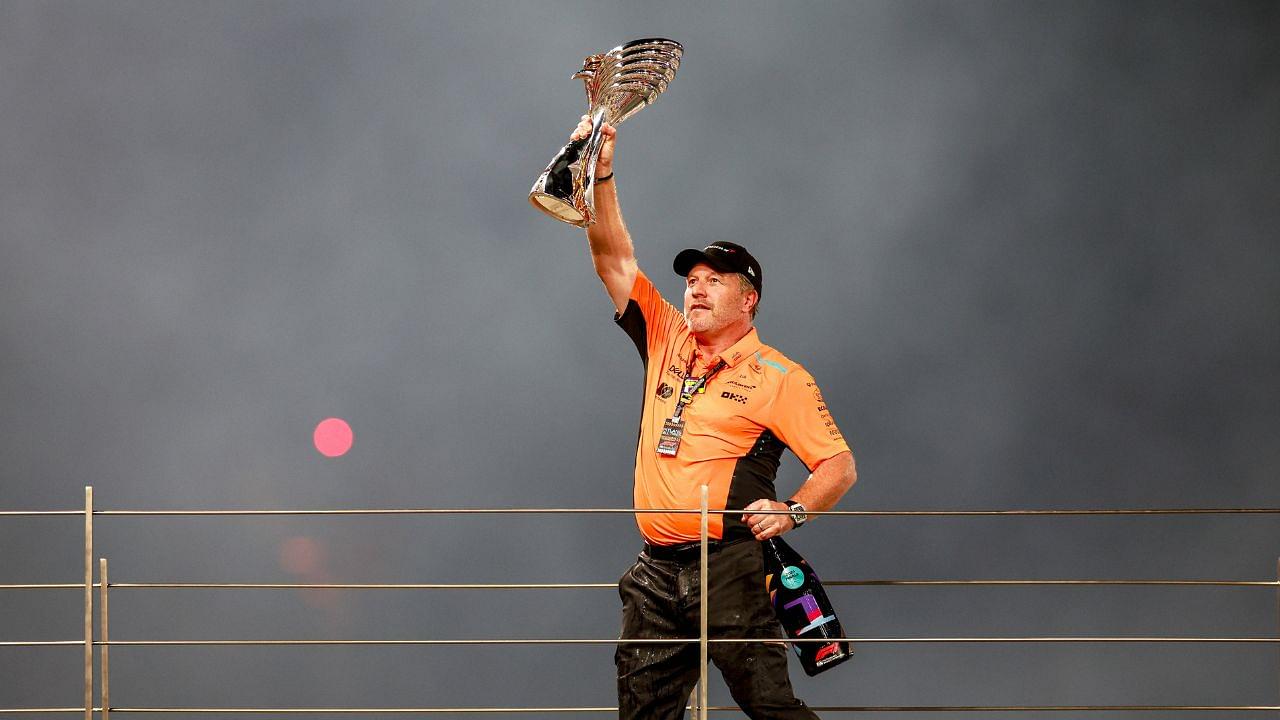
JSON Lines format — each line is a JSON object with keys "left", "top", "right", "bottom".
{"left": 2, "top": 1, "right": 1278, "bottom": 717}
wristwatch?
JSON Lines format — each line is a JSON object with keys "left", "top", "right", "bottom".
{"left": 786, "top": 500, "right": 807, "bottom": 528}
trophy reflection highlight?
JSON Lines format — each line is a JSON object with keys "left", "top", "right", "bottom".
{"left": 529, "top": 38, "right": 683, "bottom": 227}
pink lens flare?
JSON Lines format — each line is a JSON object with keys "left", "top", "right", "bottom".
{"left": 313, "top": 417, "right": 353, "bottom": 457}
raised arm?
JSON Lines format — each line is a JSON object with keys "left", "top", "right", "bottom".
{"left": 571, "top": 116, "right": 638, "bottom": 315}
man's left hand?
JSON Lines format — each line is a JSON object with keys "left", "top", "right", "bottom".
{"left": 742, "top": 499, "right": 794, "bottom": 541}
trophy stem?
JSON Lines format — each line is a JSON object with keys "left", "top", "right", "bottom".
{"left": 583, "top": 106, "right": 609, "bottom": 185}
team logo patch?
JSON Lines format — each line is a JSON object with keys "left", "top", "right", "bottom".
{"left": 656, "top": 382, "right": 674, "bottom": 400}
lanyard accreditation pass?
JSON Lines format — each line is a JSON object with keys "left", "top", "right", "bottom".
{"left": 656, "top": 353, "right": 727, "bottom": 458}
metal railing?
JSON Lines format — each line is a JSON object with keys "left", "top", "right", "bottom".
{"left": 2, "top": 486, "right": 1279, "bottom": 716}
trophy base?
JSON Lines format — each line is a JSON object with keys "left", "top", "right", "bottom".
{"left": 529, "top": 192, "right": 588, "bottom": 227}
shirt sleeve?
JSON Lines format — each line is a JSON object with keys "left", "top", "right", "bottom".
{"left": 614, "top": 270, "right": 685, "bottom": 363}
{"left": 768, "top": 367, "right": 851, "bottom": 472}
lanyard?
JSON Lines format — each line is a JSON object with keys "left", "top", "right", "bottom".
{"left": 673, "top": 351, "right": 727, "bottom": 419}
{"left": 657, "top": 347, "right": 727, "bottom": 458}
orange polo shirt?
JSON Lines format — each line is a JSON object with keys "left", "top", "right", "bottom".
{"left": 615, "top": 271, "right": 850, "bottom": 545}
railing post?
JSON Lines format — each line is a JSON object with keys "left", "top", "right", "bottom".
{"left": 100, "top": 558, "right": 110, "bottom": 720}
{"left": 83, "top": 487, "right": 93, "bottom": 720}
{"left": 699, "top": 485, "right": 709, "bottom": 720}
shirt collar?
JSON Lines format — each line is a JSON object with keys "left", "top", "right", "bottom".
{"left": 693, "top": 327, "right": 763, "bottom": 371}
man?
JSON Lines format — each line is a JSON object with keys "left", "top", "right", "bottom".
{"left": 569, "top": 115, "right": 857, "bottom": 719}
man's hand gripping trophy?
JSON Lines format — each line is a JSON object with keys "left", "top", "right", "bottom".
{"left": 570, "top": 115, "right": 616, "bottom": 184}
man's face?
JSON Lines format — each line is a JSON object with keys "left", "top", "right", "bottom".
{"left": 683, "top": 263, "right": 752, "bottom": 334}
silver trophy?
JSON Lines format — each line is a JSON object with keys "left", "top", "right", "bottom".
{"left": 529, "top": 38, "right": 683, "bottom": 227}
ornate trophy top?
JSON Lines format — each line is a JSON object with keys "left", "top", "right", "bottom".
{"left": 572, "top": 38, "right": 683, "bottom": 125}
{"left": 529, "top": 38, "right": 683, "bottom": 227}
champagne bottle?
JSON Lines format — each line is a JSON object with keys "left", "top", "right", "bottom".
{"left": 761, "top": 536, "right": 853, "bottom": 676}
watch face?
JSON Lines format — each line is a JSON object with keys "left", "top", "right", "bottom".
{"left": 788, "top": 502, "right": 806, "bottom": 525}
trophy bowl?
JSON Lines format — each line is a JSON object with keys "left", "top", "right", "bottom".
{"left": 529, "top": 39, "right": 683, "bottom": 227}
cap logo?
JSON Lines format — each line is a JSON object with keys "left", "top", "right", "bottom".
{"left": 747, "top": 267, "right": 756, "bottom": 276}
{"left": 707, "top": 244, "right": 735, "bottom": 254}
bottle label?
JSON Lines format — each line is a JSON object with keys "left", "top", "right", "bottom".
{"left": 784, "top": 595, "right": 838, "bottom": 635}
{"left": 780, "top": 565, "right": 804, "bottom": 589}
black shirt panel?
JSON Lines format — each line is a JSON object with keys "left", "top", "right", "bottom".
{"left": 615, "top": 299, "right": 649, "bottom": 366}
{"left": 722, "top": 429, "right": 788, "bottom": 543}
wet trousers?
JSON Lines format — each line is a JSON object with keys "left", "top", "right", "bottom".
{"left": 615, "top": 539, "right": 820, "bottom": 720}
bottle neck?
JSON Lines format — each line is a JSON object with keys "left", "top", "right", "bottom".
{"left": 762, "top": 537, "right": 784, "bottom": 561}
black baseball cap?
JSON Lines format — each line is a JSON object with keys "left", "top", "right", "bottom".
{"left": 673, "top": 241, "right": 763, "bottom": 297}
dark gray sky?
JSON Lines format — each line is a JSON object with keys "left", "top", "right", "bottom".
{"left": 2, "top": 1, "right": 1278, "bottom": 716}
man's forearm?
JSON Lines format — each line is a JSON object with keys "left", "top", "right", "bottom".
{"left": 587, "top": 179, "right": 632, "bottom": 262}
{"left": 790, "top": 451, "right": 857, "bottom": 515}
{"left": 586, "top": 178, "right": 638, "bottom": 313}
{"left": 741, "top": 450, "right": 854, "bottom": 539}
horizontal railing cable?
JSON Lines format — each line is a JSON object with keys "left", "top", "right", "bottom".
{"left": 0, "top": 641, "right": 85, "bottom": 647}
{"left": 7, "top": 636, "right": 1270, "bottom": 646}
{"left": 6, "top": 507, "right": 1280, "bottom": 517}
{"left": 6, "top": 705, "right": 1279, "bottom": 714}
{"left": 0, "top": 709, "right": 96, "bottom": 714}
{"left": 7, "top": 636, "right": 1280, "bottom": 648}
{"left": 6, "top": 578, "right": 1277, "bottom": 591}
{"left": 7, "top": 635, "right": 1280, "bottom": 648}
{"left": 10, "top": 702, "right": 1280, "bottom": 707}
{"left": 99, "top": 578, "right": 1280, "bottom": 588}
{"left": 111, "top": 705, "right": 1280, "bottom": 713}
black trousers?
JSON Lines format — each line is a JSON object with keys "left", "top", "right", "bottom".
{"left": 615, "top": 539, "right": 820, "bottom": 720}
